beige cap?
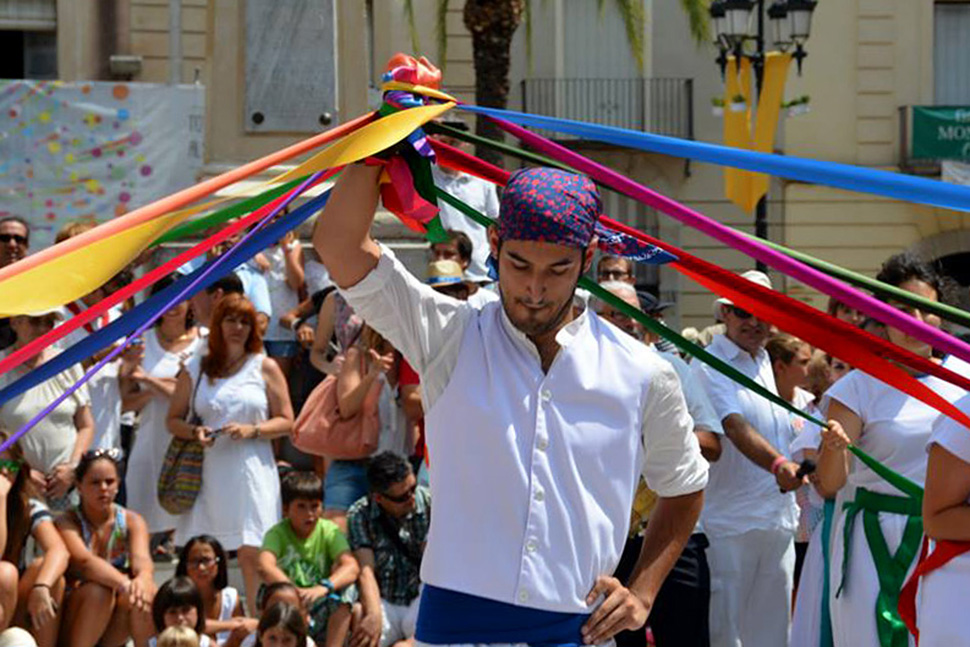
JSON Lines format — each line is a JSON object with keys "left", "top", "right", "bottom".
{"left": 712, "top": 270, "right": 772, "bottom": 320}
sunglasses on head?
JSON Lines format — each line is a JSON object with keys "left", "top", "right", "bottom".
{"left": 380, "top": 484, "right": 417, "bottom": 504}
{"left": 0, "top": 233, "right": 28, "bottom": 246}
{"left": 0, "top": 459, "right": 21, "bottom": 474}
{"left": 80, "top": 447, "right": 124, "bottom": 463}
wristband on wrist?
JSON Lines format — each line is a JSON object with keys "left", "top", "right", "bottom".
{"left": 32, "top": 583, "right": 51, "bottom": 590}
{"left": 770, "top": 456, "right": 788, "bottom": 475}
{"left": 320, "top": 578, "right": 334, "bottom": 592}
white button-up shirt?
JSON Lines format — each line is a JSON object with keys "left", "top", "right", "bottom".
{"left": 431, "top": 166, "right": 500, "bottom": 283}
{"left": 341, "top": 246, "right": 708, "bottom": 613}
{"left": 690, "top": 333, "right": 798, "bottom": 537}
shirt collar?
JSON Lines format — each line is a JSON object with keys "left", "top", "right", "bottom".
{"left": 497, "top": 298, "right": 590, "bottom": 364}
{"left": 711, "top": 332, "right": 767, "bottom": 363}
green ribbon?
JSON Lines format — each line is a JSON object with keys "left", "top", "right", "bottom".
{"left": 151, "top": 175, "right": 311, "bottom": 246}
{"left": 837, "top": 488, "right": 923, "bottom": 647}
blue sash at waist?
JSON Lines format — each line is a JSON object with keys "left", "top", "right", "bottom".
{"left": 415, "top": 584, "right": 589, "bottom": 646}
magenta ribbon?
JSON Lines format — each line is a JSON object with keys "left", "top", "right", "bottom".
{"left": 487, "top": 116, "right": 970, "bottom": 367}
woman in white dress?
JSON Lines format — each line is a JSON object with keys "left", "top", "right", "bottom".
{"left": 121, "top": 278, "right": 201, "bottom": 551}
{"left": 905, "top": 391, "right": 970, "bottom": 647}
{"left": 167, "top": 294, "right": 294, "bottom": 616}
{"left": 817, "top": 253, "right": 968, "bottom": 647}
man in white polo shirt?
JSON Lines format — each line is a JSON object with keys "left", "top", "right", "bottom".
{"left": 690, "top": 270, "right": 804, "bottom": 647}
{"left": 314, "top": 163, "right": 708, "bottom": 647}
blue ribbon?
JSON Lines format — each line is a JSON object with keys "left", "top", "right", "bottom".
{"left": 458, "top": 105, "right": 970, "bottom": 213}
{"left": 0, "top": 191, "right": 329, "bottom": 408}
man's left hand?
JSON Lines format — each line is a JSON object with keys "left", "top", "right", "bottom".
{"left": 581, "top": 576, "right": 650, "bottom": 645}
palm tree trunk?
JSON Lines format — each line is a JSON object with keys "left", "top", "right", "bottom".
{"left": 463, "top": 0, "right": 524, "bottom": 168}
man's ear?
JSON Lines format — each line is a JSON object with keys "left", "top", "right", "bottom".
{"left": 487, "top": 226, "right": 500, "bottom": 259}
{"left": 582, "top": 238, "right": 599, "bottom": 273}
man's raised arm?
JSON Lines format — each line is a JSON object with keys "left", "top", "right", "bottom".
{"left": 314, "top": 163, "right": 383, "bottom": 288}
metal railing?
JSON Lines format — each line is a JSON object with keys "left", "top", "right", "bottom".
{"left": 521, "top": 77, "right": 694, "bottom": 141}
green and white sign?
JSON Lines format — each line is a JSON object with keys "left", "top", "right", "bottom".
{"left": 911, "top": 106, "right": 970, "bottom": 160}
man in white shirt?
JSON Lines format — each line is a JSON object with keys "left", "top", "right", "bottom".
{"left": 314, "top": 163, "right": 708, "bottom": 647}
{"left": 690, "top": 270, "right": 805, "bottom": 647}
{"left": 597, "top": 280, "right": 720, "bottom": 647}
{"left": 429, "top": 120, "right": 499, "bottom": 283}
{"left": 429, "top": 229, "right": 499, "bottom": 309}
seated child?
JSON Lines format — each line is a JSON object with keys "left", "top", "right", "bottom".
{"left": 158, "top": 625, "right": 201, "bottom": 647}
{"left": 234, "top": 583, "right": 319, "bottom": 647}
{"left": 257, "top": 472, "right": 359, "bottom": 647}
{"left": 150, "top": 576, "right": 211, "bottom": 647}
{"left": 255, "top": 603, "right": 310, "bottom": 647}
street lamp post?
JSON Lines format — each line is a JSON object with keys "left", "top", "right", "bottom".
{"left": 709, "top": 0, "right": 817, "bottom": 271}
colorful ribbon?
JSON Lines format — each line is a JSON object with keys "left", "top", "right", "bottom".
{"left": 0, "top": 171, "right": 338, "bottom": 376}
{"left": 456, "top": 104, "right": 970, "bottom": 213}
{"left": 479, "top": 112, "right": 970, "bottom": 371}
{"left": 0, "top": 190, "right": 330, "bottom": 440}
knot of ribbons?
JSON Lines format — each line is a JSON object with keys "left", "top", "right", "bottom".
{"left": 369, "top": 54, "right": 458, "bottom": 242}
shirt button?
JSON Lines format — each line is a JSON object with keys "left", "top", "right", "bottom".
{"left": 534, "top": 489, "right": 545, "bottom": 502}
{"left": 540, "top": 389, "right": 552, "bottom": 402}
{"left": 519, "top": 589, "right": 529, "bottom": 602}
{"left": 536, "top": 437, "right": 548, "bottom": 451}
{"left": 526, "top": 540, "right": 537, "bottom": 552}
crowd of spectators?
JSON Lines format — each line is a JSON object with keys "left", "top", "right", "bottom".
{"left": 2, "top": 137, "right": 970, "bottom": 647}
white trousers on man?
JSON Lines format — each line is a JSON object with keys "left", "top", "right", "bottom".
{"left": 381, "top": 597, "right": 421, "bottom": 647}
{"left": 707, "top": 528, "right": 795, "bottom": 647}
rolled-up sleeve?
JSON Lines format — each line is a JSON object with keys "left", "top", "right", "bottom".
{"left": 641, "top": 361, "right": 709, "bottom": 497}
{"left": 339, "top": 244, "right": 473, "bottom": 407}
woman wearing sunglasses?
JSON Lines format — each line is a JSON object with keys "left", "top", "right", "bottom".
{"left": 0, "top": 310, "right": 95, "bottom": 512}
{"left": 0, "top": 431, "right": 69, "bottom": 647}
{"left": 56, "top": 449, "right": 155, "bottom": 647}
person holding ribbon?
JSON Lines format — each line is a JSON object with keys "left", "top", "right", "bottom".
{"left": 817, "top": 252, "right": 969, "bottom": 647}
{"left": 314, "top": 139, "right": 708, "bottom": 647}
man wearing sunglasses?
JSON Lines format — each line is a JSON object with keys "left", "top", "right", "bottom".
{"left": 0, "top": 216, "right": 30, "bottom": 351}
{"left": 347, "top": 452, "right": 429, "bottom": 647}
{"left": 690, "top": 269, "right": 805, "bottom": 647}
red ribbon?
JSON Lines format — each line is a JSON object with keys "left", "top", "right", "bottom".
{"left": 430, "top": 139, "right": 970, "bottom": 429}
{"left": 369, "top": 156, "right": 440, "bottom": 234}
{"left": 899, "top": 537, "right": 970, "bottom": 642}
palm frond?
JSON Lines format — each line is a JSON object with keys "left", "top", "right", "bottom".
{"left": 680, "top": 0, "right": 711, "bottom": 45}
{"left": 436, "top": 0, "right": 450, "bottom": 71}
{"left": 402, "top": 0, "right": 422, "bottom": 55}
{"left": 611, "top": 0, "right": 646, "bottom": 75}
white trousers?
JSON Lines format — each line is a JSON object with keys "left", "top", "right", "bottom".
{"left": 381, "top": 597, "right": 421, "bottom": 647}
{"left": 707, "top": 528, "right": 795, "bottom": 647}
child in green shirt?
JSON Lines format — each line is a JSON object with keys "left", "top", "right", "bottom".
{"left": 258, "top": 471, "right": 360, "bottom": 647}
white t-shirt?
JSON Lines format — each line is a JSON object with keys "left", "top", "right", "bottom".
{"left": 148, "top": 634, "right": 212, "bottom": 647}
{"left": 0, "top": 349, "right": 91, "bottom": 473}
{"left": 823, "top": 365, "right": 968, "bottom": 493}
{"left": 263, "top": 244, "right": 301, "bottom": 342}
{"left": 465, "top": 285, "right": 499, "bottom": 310}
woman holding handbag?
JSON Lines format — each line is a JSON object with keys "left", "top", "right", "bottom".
{"left": 323, "top": 324, "right": 409, "bottom": 531}
{"left": 121, "top": 277, "right": 201, "bottom": 560}
{"left": 166, "top": 294, "right": 294, "bottom": 616}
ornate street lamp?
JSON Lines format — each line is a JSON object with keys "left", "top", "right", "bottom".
{"left": 767, "top": 1, "right": 792, "bottom": 52}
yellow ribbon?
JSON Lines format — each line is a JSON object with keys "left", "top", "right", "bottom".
{"left": 0, "top": 102, "right": 456, "bottom": 316}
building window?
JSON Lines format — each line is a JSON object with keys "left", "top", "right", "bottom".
{"left": 934, "top": 2, "right": 970, "bottom": 104}
{"left": 0, "top": 29, "right": 57, "bottom": 79}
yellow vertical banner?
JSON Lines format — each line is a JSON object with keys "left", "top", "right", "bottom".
{"left": 746, "top": 52, "right": 793, "bottom": 211}
{"left": 722, "top": 52, "right": 792, "bottom": 213}
{"left": 723, "top": 57, "right": 752, "bottom": 209}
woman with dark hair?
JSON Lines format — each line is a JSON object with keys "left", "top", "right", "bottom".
{"left": 121, "top": 275, "right": 201, "bottom": 556}
{"left": 149, "top": 576, "right": 210, "bottom": 647}
{"left": 176, "top": 535, "right": 254, "bottom": 644}
{"left": 56, "top": 449, "right": 155, "bottom": 647}
{"left": 0, "top": 310, "right": 94, "bottom": 511}
{"left": 0, "top": 430, "right": 69, "bottom": 647}
{"left": 818, "top": 252, "right": 969, "bottom": 647}
{"left": 168, "top": 294, "right": 294, "bottom": 616}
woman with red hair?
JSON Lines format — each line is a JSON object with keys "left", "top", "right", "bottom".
{"left": 167, "top": 294, "right": 294, "bottom": 616}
